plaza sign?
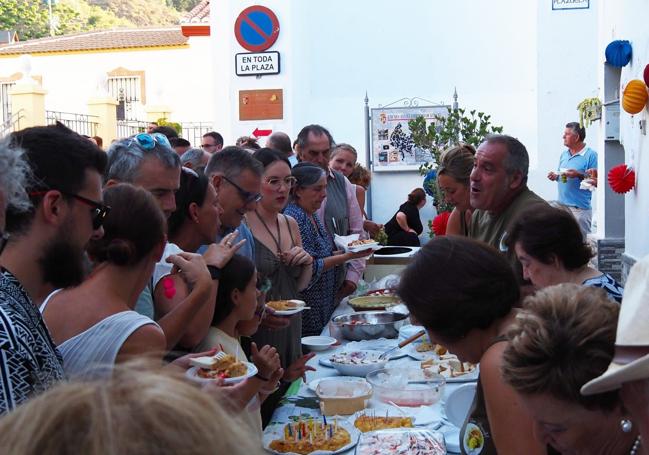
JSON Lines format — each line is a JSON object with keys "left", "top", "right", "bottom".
{"left": 236, "top": 52, "right": 280, "bottom": 76}
{"left": 552, "top": 0, "right": 589, "bottom": 10}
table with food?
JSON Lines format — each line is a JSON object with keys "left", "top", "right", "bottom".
{"left": 261, "top": 285, "right": 480, "bottom": 455}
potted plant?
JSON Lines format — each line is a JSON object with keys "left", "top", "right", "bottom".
{"left": 576, "top": 97, "right": 602, "bottom": 128}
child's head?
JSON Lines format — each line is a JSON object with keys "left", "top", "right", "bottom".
{"left": 212, "top": 255, "right": 259, "bottom": 327}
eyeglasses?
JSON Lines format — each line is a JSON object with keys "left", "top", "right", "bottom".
{"left": 266, "top": 176, "right": 297, "bottom": 190}
{"left": 222, "top": 175, "right": 262, "bottom": 204}
{"left": 129, "top": 132, "right": 172, "bottom": 151}
{"left": 29, "top": 190, "right": 111, "bottom": 230}
{"left": 0, "top": 231, "right": 9, "bottom": 256}
{"left": 201, "top": 143, "right": 218, "bottom": 150}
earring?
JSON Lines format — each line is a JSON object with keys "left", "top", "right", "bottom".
{"left": 620, "top": 419, "right": 633, "bottom": 433}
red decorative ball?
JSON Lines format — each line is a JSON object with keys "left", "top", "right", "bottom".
{"left": 607, "top": 164, "right": 636, "bottom": 194}
{"left": 432, "top": 211, "right": 451, "bottom": 236}
{"left": 644, "top": 64, "right": 649, "bottom": 87}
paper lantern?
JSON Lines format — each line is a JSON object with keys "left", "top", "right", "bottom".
{"left": 431, "top": 211, "right": 451, "bottom": 236}
{"left": 608, "top": 164, "right": 636, "bottom": 194}
{"left": 605, "top": 40, "right": 632, "bottom": 67}
{"left": 644, "top": 64, "right": 649, "bottom": 87}
{"left": 423, "top": 169, "right": 437, "bottom": 197}
{"left": 622, "top": 80, "right": 648, "bottom": 114}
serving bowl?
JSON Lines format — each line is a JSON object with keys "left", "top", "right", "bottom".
{"left": 348, "top": 295, "right": 401, "bottom": 311}
{"left": 366, "top": 367, "right": 446, "bottom": 407}
{"left": 332, "top": 311, "right": 408, "bottom": 341}
{"left": 301, "top": 335, "right": 337, "bottom": 351}
{"left": 329, "top": 350, "right": 388, "bottom": 377}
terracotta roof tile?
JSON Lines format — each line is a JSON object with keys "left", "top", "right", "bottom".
{"left": 181, "top": 0, "right": 210, "bottom": 24}
{"left": 0, "top": 28, "right": 188, "bottom": 56}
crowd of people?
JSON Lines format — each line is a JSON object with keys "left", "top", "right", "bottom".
{"left": 0, "top": 118, "right": 646, "bottom": 455}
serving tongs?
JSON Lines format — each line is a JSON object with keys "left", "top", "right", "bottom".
{"left": 378, "top": 329, "right": 426, "bottom": 360}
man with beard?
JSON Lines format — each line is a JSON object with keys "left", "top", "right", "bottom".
{"left": 0, "top": 123, "right": 107, "bottom": 413}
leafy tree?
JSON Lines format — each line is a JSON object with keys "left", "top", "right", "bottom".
{"left": 104, "top": 0, "right": 179, "bottom": 27}
{"left": 166, "top": 0, "right": 202, "bottom": 12}
{"left": 408, "top": 107, "right": 503, "bottom": 214}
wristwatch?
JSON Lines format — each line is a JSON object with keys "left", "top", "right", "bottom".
{"left": 206, "top": 265, "right": 221, "bottom": 280}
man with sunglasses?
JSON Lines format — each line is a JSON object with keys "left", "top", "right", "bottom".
{"left": 0, "top": 123, "right": 107, "bottom": 413}
{"left": 106, "top": 133, "right": 223, "bottom": 352}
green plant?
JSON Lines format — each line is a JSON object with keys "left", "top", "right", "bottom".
{"left": 576, "top": 97, "right": 602, "bottom": 129}
{"left": 156, "top": 118, "right": 182, "bottom": 135}
{"left": 408, "top": 106, "right": 503, "bottom": 235}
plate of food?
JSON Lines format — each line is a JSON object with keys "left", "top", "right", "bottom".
{"left": 420, "top": 356, "right": 479, "bottom": 383}
{"left": 348, "top": 295, "right": 401, "bottom": 312}
{"left": 344, "top": 339, "right": 406, "bottom": 360}
{"left": 404, "top": 341, "right": 448, "bottom": 361}
{"left": 361, "top": 288, "right": 396, "bottom": 297}
{"left": 352, "top": 411, "right": 415, "bottom": 433}
{"left": 346, "top": 239, "right": 381, "bottom": 253}
{"left": 185, "top": 353, "right": 257, "bottom": 385}
{"left": 328, "top": 350, "right": 388, "bottom": 377}
{"left": 263, "top": 417, "right": 360, "bottom": 455}
{"left": 266, "top": 299, "right": 308, "bottom": 316}
{"left": 355, "top": 428, "right": 446, "bottom": 455}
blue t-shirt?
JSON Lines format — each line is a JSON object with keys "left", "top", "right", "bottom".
{"left": 198, "top": 222, "right": 256, "bottom": 262}
{"left": 557, "top": 146, "right": 597, "bottom": 209}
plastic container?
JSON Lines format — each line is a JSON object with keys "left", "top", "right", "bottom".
{"left": 315, "top": 377, "right": 373, "bottom": 416}
{"left": 365, "top": 367, "right": 445, "bottom": 407}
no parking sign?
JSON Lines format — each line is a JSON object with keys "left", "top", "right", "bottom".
{"left": 234, "top": 5, "right": 280, "bottom": 52}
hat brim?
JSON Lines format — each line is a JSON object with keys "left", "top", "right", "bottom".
{"left": 581, "top": 354, "right": 649, "bottom": 395}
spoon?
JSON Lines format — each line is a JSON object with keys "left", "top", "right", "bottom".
{"left": 378, "top": 330, "right": 426, "bottom": 360}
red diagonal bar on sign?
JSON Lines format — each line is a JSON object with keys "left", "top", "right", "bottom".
{"left": 242, "top": 15, "right": 271, "bottom": 40}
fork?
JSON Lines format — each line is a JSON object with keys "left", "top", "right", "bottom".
{"left": 378, "top": 330, "right": 426, "bottom": 360}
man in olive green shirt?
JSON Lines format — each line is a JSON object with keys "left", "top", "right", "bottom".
{"left": 468, "top": 135, "right": 547, "bottom": 282}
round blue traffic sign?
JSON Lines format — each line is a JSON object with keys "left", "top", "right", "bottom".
{"left": 234, "top": 5, "right": 280, "bottom": 52}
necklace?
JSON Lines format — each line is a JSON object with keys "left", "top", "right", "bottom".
{"left": 255, "top": 209, "right": 282, "bottom": 256}
{"left": 630, "top": 436, "right": 642, "bottom": 455}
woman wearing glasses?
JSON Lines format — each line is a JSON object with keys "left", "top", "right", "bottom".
{"left": 245, "top": 149, "right": 317, "bottom": 423}
{"left": 285, "top": 163, "right": 373, "bottom": 337}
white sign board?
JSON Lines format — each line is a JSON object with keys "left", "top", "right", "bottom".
{"left": 235, "top": 52, "right": 280, "bottom": 76}
{"left": 371, "top": 105, "right": 449, "bottom": 172}
{"left": 552, "top": 0, "right": 589, "bottom": 10}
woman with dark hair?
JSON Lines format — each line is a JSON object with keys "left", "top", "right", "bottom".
{"left": 437, "top": 144, "right": 475, "bottom": 236}
{"left": 508, "top": 205, "right": 623, "bottom": 302}
{"left": 41, "top": 184, "right": 171, "bottom": 377}
{"left": 398, "top": 236, "right": 545, "bottom": 454}
{"left": 284, "top": 163, "right": 371, "bottom": 336}
{"left": 502, "top": 284, "right": 637, "bottom": 454}
{"left": 384, "top": 188, "right": 426, "bottom": 246}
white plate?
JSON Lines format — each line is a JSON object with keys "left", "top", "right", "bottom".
{"left": 266, "top": 299, "right": 307, "bottom": 316}
{"left": 445, "top": 383, "right": 477, "bottom": 428}
{"left": 345, "top": 339, "right": 407, "bottom": 360}
{"left": 185, "top": 362, "right": 257, "bottom": 385}
{"left": 404, "top": 343, "right": 439, "bottom": 361}
{"left": 308, "top": 376, "right": 368, "bottom": 393}
{"left": 302, "top": 336, "right": 337, "bottom": 351}
{"left": 263, "top": 419, "right": 360, "bottom": 455}
{"left": 346, "top": 242, "right": 381, "bottom": 253}
{"left": 420, "top": 358, "right": 480, "bottom": 383}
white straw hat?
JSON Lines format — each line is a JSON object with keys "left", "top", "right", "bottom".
{"left": 581, "top": 255, "right": 649, "bottom": 395}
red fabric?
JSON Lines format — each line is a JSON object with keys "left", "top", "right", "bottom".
{"left": 432, "top": 211, "right": 451, "bottom": 236}
{"left": 608, "top": 164, "right": 636, "bottom": 194}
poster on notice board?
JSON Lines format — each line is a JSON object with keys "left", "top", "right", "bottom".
{"left": 371, "top": 105, "right": 448, "bottom": 172}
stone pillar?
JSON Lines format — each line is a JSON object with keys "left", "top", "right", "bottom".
{"left": 9, "top": 82, "right": 47, "bottom": 128}
{"left": 87, "top": 98, "right": 118, "bottom": 145}
{"left": 145, "top": 105, "right": 173, "bottom": 123}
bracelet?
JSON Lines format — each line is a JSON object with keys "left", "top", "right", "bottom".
{"left": 254, "top": 372, "right": 270, "bottom": 382}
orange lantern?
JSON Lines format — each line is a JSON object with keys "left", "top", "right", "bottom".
{"left": 622, "top": 79, "right": 648, "bottom": 114}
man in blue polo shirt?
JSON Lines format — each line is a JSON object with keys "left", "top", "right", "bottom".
{"left": 548, "top": 122, "right": 597, "bottom": 238}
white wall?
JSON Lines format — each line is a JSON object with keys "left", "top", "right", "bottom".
{"left": 210, "top": 0, "right": 600, "bottom": 233}
{"left": 598, "top": 0, "right": 649, "bottom": 259}
{"left": 0, "top": 34, "right": 214, "bottom": 130}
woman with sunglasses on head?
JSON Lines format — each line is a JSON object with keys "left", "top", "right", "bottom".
{"left": 244, "top": 149, "right": 317, "bottom": 424}
{"left": 41, "top": 184, "right": 169, "bottom": 378}
{"left": 285, "top": 163, "right": 373, "bottom": 337}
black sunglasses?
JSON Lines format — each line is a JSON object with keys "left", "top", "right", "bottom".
{"left": 222, "top": 175, "right": 262, "bottom": 204}
{"left": 29, "top": 190, "right": 111, "bottom": 230}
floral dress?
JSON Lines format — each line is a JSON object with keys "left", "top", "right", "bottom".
{"left": 284, "top": 203, "right": 336, "bottom": 337}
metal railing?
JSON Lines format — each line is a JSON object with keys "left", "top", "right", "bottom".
{"left": 116, "top": 119, "right": 149, "bottom": 139}
{"left": 46, "top": 110, "right": 98, "bottom": 137}
{"left": 0, "top": 109, "right": 24, "bottom": 138}
{"left": 179, "top": 121, "right": 213, "bottom": 147}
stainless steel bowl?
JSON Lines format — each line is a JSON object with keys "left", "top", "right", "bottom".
{"left": 332, "top": 311, "right": 409, "bottom": 341}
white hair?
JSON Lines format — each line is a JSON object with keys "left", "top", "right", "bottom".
{"left": 0, "top": 137, "right": 31, "bottom": 213}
